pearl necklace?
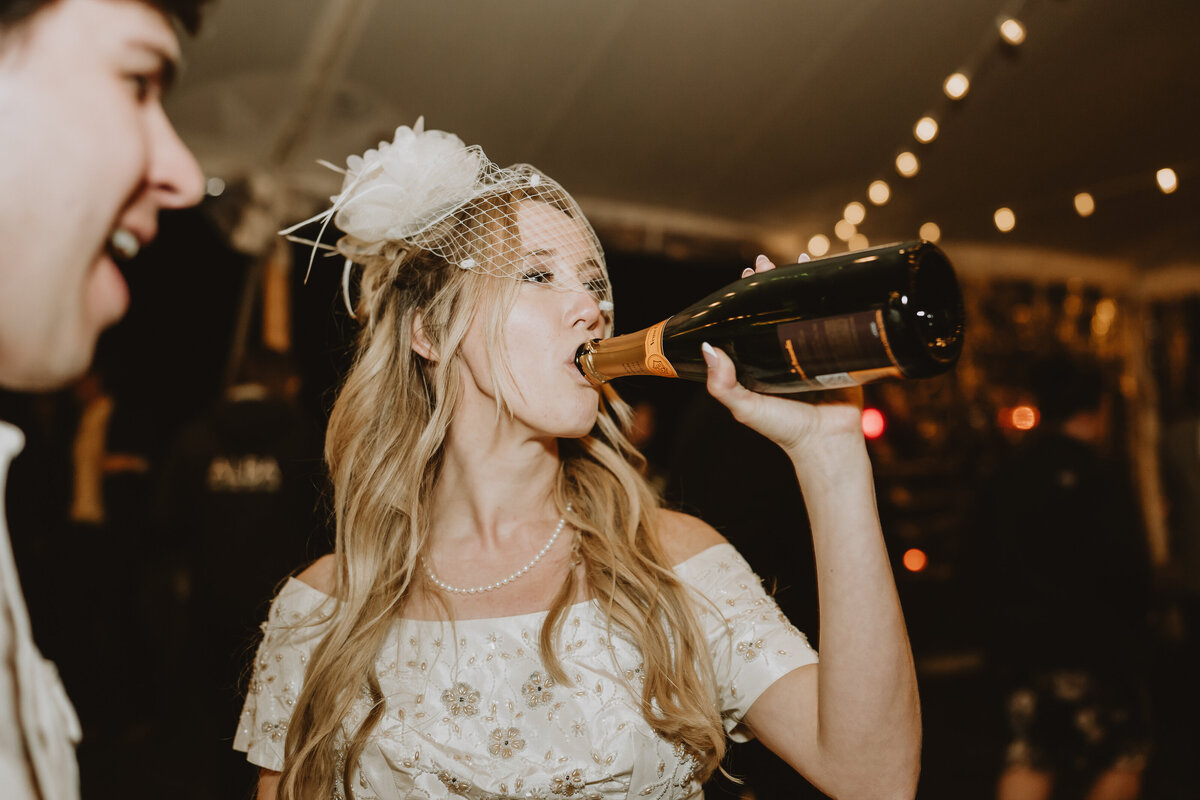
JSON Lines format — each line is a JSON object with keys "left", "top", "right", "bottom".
{"left": 425, "top": 505, "right": 572, "bottom": 595}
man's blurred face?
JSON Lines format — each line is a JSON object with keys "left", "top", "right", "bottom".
{"left": 0, "top": 0, "right": 205, "bottom": 391}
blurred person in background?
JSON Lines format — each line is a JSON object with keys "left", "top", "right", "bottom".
{"left": 976, "top": 354, "right": 1152, "bottom": 800}
{"left": 0, "top": 0, "right": 208, "bottom": 796}
{"left": 1155, "top": 393, "right": 1200, "bottom": 794}
{"left": 154, "top": 346, "right": 323, "bottom": 798}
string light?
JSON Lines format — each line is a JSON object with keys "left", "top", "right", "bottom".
{"left": 943, "top": 72, "right": 970, "bottom": 100}
{"left": 895, "top": 151, "right": 920, "bottom": 178}
{"left": 1157, "top": 167, "right": 1179, "bottom": 194}
{"left": 994, "top": 207, "right": 1016, "bottom": 232}
{"left": 205, "top": 177, "right": 226, "bottom": 197}
{"left": 999, "top": 17, "right": 1026, "bottom": 45}
{"left": 843, "top": 201, "right": 866, "bottom": 225}
{"left": 802, "top": 5, "right": 1185, "bottom": 257}
{"left": 1073, "top": 192, "right": 1096, "bottom": 217}
{"left": 868, "top": 180, "right": 891, "bottom": 205}
{"left": 914, "top": 116, "right": 940, "bottom": 143}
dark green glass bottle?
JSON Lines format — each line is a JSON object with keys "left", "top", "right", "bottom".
{"left": 575, "top": 240, "right": 964, "bottom": 393}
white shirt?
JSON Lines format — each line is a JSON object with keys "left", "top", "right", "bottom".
{"left": 0, "top": 420, "right": 81, "bottom": 800}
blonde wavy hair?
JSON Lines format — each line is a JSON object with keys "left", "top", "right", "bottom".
{"left": 278, "top": 191, "right": 726, "bottom": 799}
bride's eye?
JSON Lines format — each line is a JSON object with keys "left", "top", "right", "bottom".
{"left": 523, "top": 269, "right": 554, "bottom": 285}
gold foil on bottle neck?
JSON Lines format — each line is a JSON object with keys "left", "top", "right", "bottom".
{"left": 574, "top": 319, "right": 678, "bottom": 385}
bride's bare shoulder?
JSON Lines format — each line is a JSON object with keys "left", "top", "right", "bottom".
{"left": 296, "top": 553, "right": 336, "bottom": 594}
{"left": 653, "top": 507, "right": 727, "bottom": 567}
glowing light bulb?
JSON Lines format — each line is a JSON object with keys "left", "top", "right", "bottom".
{"left": 206, "top": 177, "right": 226, "bottom": 197}
{"left": 807, "top": 234, "right": 830, "bottom": 257}
{"left": 848, "top": 232, "right": 869, "bottom": 251}
{"left": 994, "top": 207, "right": 1016, "bottom": 232}
{"left": 914, "top": 116, "right": 939, "bottom": 143}
{"left": 1073, "top": 192, "right": 1095, "bottom": 217}
{"left": 843, "top": 201, "right": 866, "bottom": 225}
{"left": 943, "top": 72, "right": 970, "bottom": 100}
{"left": 1157, "top": 167, "right": 1179, "bottom": 194}
{"left": 1011, "top": 404, "right": 1038, "bottom": 430}
{"left": 868, "top": 180, "right": 891, "bottom": 205}
{"left": 895, "top": 151, "right": 920, "bottom": 178}
{"left": 902, "top": 548, "right": 928, "bottom": 573}
{"left": 919, "top": 221, "right": 941, "bottom": 242}
{"left": 834, "top": 219, "right": 856, "bottom": 242}
{"left": 999, "top": 17, "right": 1026, "bottom": 45}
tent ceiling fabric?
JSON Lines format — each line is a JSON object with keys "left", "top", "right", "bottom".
{"left": 172, "top": 0, "right": 1200, "bottom": 269}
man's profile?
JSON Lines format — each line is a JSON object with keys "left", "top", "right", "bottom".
{"left": 0, "top": 1, "right": 209, "bottom": 797}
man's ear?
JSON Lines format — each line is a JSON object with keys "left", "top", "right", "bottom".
{"left": 411, "top": 309, "right": 438, "bottom": 362}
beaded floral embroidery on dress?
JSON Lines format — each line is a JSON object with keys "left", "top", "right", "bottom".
{"left": 234, "top": 544, "right": 817, "bottom": 799}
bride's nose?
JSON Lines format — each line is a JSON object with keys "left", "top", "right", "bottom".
{"left": 567, "top": 286, "right": 603, "bottom": 333}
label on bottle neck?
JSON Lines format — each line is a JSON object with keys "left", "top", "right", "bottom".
{"left": 777, "top": 309, "right": 900, "bottom": 380}
{"left": 643, "top": 319, "right": 677, "bottom": 378}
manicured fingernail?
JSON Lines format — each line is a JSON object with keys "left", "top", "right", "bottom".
{"left": 755, "top": 254, "right": 770, "bottom": 267}
{"left": 741, "top": 267, "right": 754, "bottom": 278}
{"left": 797, "top": 253, "right": 811, "bottom": 263}
{"left": 701, "top": 342, "right": 717, "bottom": 366}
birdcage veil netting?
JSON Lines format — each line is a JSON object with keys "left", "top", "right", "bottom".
{"left": 282, "top": 118, "right": 613, "bottom": 318}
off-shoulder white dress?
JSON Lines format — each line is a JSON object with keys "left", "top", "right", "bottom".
{"left": 234, "top": 543, "right": 817, "bottom": 799}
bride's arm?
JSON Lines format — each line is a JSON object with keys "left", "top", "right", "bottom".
{"left": 257, "top": 769, "right": 280, "bottom": 800}
{"left": 701, "top": 256, "right": 921, "bottom": 798}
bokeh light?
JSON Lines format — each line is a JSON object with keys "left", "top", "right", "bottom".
{"left": 1074, "top": 192, "right": 1096, "bottom": 217}
{"left": 868, "top": 180, "right": 891, "bottom": 205}
{"left": 1157, "top": 167, "right": 1179, "bottom": 194}
{"left": 914, "top": 116, "right": 940, "bottom": 144}
{"left": 844, "top": 201, "right": 866, "bottom": 225}
{"left": 999, "top": 17, "right": 1026, "bottom": 45}
{"left": 943, "top": 72, "right": 970, "bottom": 100}
{"left": 903, "top": 548, "right": 928, "bottom": 573}
{"left": 895, "top": 151, "right": 920, "bottom": 178}
{"left": 994, "top": 207, "right": 1016, "bottom": 232}
{"left": 862, "top": 408, "right": 886, "bottom": 439}
{"left": 1010, "top": 404, "right": 1038, "bottom": 431}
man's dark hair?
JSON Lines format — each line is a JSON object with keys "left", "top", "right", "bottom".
{"left": 1, "top": 0, "right": 209, "bottom": 35}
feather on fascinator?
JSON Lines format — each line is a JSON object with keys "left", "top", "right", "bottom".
{"left": 281, "top": 118, "right": 613, "bottom": 318}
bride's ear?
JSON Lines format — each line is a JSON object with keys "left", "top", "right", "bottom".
{"left": 411, "top": 309, "right": 438, "bottom": 362}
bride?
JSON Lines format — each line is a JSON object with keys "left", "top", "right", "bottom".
{"left": 234, "top": 120, "right": 920, "bottom": 800}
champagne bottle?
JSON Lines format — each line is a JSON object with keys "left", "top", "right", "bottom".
{"left": 575, "top": 240, "right": 964, "bottom": 393}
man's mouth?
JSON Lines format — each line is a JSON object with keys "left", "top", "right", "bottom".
{"left": 106, "top": 228, "right": 141, "bottom": 261}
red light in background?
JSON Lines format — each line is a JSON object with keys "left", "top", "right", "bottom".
{"left": 862, "top": 407, "right": 886, "bottom": 439}
{"left": 902, "top": 548, "right": 928, "bottom": 572}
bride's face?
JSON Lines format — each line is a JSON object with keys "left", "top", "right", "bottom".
{"left": 456, "top": 200, "right": 609, "bottom": 439}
